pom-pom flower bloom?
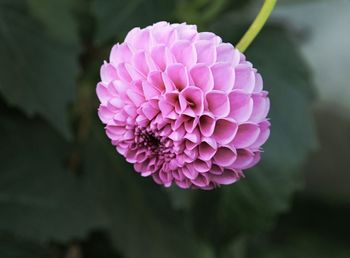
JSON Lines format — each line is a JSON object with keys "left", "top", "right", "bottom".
{"left": 97, "top": 22, "right": 270, "bottom": 189}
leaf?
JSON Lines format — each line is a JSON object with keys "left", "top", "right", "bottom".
{"left": 0, "top": 108, "right": 213, "bottom": 256}
{"left": 92, "top": 0, "right": 176, "bottom": 45}
{"left": 0, "top": 113, "right": 104, "bottom": 242}
{"left": 303, "top": 105, "right": 350, "bottom": 203}
{"left": 0, "top": 235, "right": 49, "bottom": 258}
{"left": 191, "top": 25, "right": 318, "bottom": 246}
{"left": 0, "top": 0, "right": 80, "bottom": 139}
{"left": 217, "top": 24, "right": 318, "bottom": 230}
{"left": 175, "top": 0, "right": 252, "bottom": 27}
{"left": 258, "top": 233, "right": 350, "bottom": 258}
{"left": 81, "top": 126, "right": 214, "bottom": 258}
{"left": 251, "top": 199, "right": 350, "bottom": 258}
{"left": 28, "top": 0, "right": 79, "bottom": 44}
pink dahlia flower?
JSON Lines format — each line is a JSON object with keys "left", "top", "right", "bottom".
{"left": 97, "top": 22, "right": 270, "bottom": 189}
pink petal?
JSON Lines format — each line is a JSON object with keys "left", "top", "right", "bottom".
{"left": 210, "top": 169, "right": 239, "bottom": 185}
{"left": 231, "top": 123, "right": 260, "bottom": 148}
{"left": 253, "top": 73, "right": 263, "bottom": 92}
{"left": 175, "top": 24, "right": 198, "bottom": 41}
{"left": 184, "top": 116, "right": 199, "bottom": 133}
{"left": 96, "top": 83, "right": 110, "bottom": 105}
{"left": 211, "top": 63, "right": 235, "bottom": 92}
{"left": 159, "top": 170, "right": 173, "bottom": 187}
{"left": 113, "top": 110, "right": 127, "bottom": 124}
{"left": 179, "top": 86, "right": 204, "bottom": 116}
{"left": 171, "top": 40, "right": 197, "bottom": 67}
{"left": 132, "top": 51, "right": 150, "bottom": 76}
{"left": 210, "top": 164, "right": 223, "bottom": 175}
{"left": 172, "top": 169, "right": 185, "bottom": 181}
{"left": 213, "top": 146, "right": 237, "bottom": 167}
{"left": 228, "top": 90, "right": 254, "bottom": 123}
{"left": 100, "top": 63, "right": 117, "bottom": 84}
{"left": 176, "top": 178, "right": 192, "bottom": 189}
{"left": 190, "top": 64, "right": 214, "bottom": 92}
{"left": 159, "top": 125, "right": 172, "bottom": 137}
{"left": 110, "top": 43, "right": 132, "bottom": 66}
{"left": 151, "top": 24, "right": 176, "bottom": 45}
{"left": 125, "top": 63, "right": 144, "bottom": 80}
{"left": 126, "top": 90, "right": 145, "bottom": 106}
{"left": 108, "top": 97, "right": 124, "bottom": 110}
{"left": 185, "top": 140, "right": 197, "bottom": 152}
{"left": 125, "top": 148, "right": 138, "bottom": 163}
{"left": 147, "top": 71, "right": 165, "bottom": 92}
{"left": 98, "top": 105, "right": 114, "bottom": 124}
{"left": 161, "top": 72, "right": 176, "bottom": 92}
{"left": 141, "top": 102, "right": 159, "bottom": 120}
{"left": 112, "top": 80, "right": 128, "bottom": 99}
{"left": 192, "top": 173, "right": 210, "bottom": 188}
{"left": 134, "top": 150, "right": 147, "bottom": 164}
{"left": 234, "top": 65, "right": 255, "bottom": 93}
{"left": 216, "top": 43, "right": 240, "bottom": 65}
{"left": 206, "top": 91, "right": 230, "bottom": 118}
{"left": 249, "top": 152, "right": 261, "bottom": 168}
{"left": 198, "top": 138, "right": 217, "bottom": 160}
{"left": 231, "top": 149, "right": 254, "bottom": 169}
{"left": 166, "top": 63, "right": 189, "bottom": 91}
{"left": 184, "top": 144, "right": 198, "bottom": 156}
{"left": 142, "top": 81, "right": 160, "bottom": 100}
{"left": 130, "top": 28, "right": 150, "bottom": 50}
{"left": 250, "top": 92, "right": 270, "bottom": 122}
{"left": 195, "top": 40, "right": 216, "bottom": 65}
{"left": 212, "top": 118, "right": 238, "bottom": 145}
{"left": 184, "top": 129, "right": 201, "bottom": 144}
{"left": 198, "top": 32, "right": 220, "bottom": 42}
{"left": 199, "top": 113, "right": 216, "bottom": 137}
{"left": 169, "top": 126, "right": 186, "bottom": 141}
{"left": 194, "top": 159, "right": 212, "bottom": 173}
{"left": 182, "top": 165, "right": 198, "bottom": 180}
{"left": 116, "top": 63, "right": 132, "bottom": 82}
{"left": 164, "top": 91, "right": 180, "bottom": 111}
{"left": 150, "top": 45, "right": 167, "bottom": 71}
{"left": 135, "top": 115, "right": 148, "bottom": 127}
{"left": 105, "top": 125, "right": 126, "bottom": 140}
{"left": 125, "top": 27, "right": 140, "bottom": 44}
{"left": 106, "top": 99, "right": 121, "bottom": 113}
{"left": 172, "top": 114, "right": 189, "bottom": 130}
{"left": 182, "top": 107, "right": 196, "bottom": 117}
{"left": 250, "top": 120, "right": 271, "bottom": 149}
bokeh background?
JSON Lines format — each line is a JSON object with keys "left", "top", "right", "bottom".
{"left": 0, "top": 0, "right": 349, "bottom": 257}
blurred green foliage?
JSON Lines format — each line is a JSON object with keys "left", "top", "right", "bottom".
{"left": 0, "top": 0, "right": 348, "bottom": 258}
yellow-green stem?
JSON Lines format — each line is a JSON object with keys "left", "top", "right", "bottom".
{"left": 236, "top": 0, "right": 277, "bottom": 53}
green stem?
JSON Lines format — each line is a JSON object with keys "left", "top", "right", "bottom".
{"left": 236, "top": 0, "right": 277, "bottom": 53}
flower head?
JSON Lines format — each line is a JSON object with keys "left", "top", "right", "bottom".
{"left": 97, "top": 22, "right": 270, "bottom": 189}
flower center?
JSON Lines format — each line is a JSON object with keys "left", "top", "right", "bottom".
{"left": 134, "top": 127, "right": 175, "bottom": 164}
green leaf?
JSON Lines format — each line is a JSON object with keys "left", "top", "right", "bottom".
{"left": 0, "top": 235, "right": 49, "bottom": 258}
{"left": 81, "top": 126, "right": 214, "bottom": 258}
{"left": 251, "top": 199, "right": 350, "bottom": 258}
{"left": 28, "top": 0, "right": 79, "bottom": 44}
{"left": 0, "top": 1, "right": 80, "bottom": 139}
{"left": 0, "top": 110, "right": 213, "bottom": 256}
{"left": 175, "top": 0, "right": 252, "bottom": 27}
{"left": 220, "top": 25, "right": 317, "bottom": 230}
{"left": 190, "top": 25, "right": 318, "bottom": 247}
{"left": 0, "top": 114, "right": 104, "bottom": 242}
{"left": 303, "top": 105, "right": 350, "bottom": 204}
{"left": 92, "top": 0, "right": 176, "bottom": 45}
{"left": 258, "top": 233, "right": 350, "bottom": 258}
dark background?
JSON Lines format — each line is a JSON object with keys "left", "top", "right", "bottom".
{"left": 0, "top": 0, "right": 349, "bottom": 257}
